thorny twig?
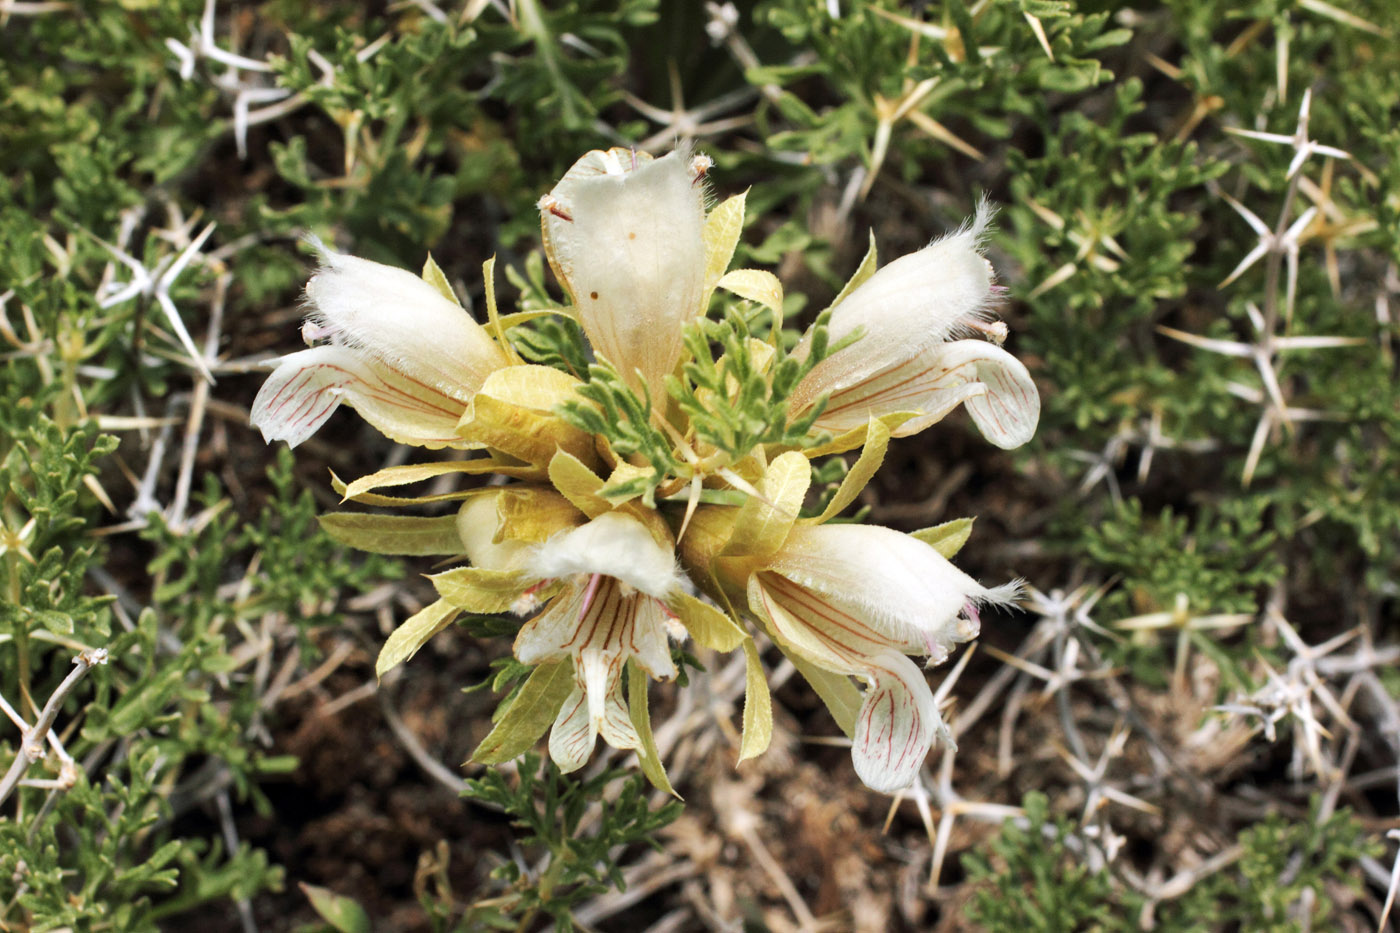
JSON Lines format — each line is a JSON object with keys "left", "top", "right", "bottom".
{"left": 0, "top": 648, "right": 109, "bottom": 809}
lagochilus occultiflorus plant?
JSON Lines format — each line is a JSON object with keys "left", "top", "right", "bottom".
{"left": 252, "top": 148, "right": 1039, "bottom": 795}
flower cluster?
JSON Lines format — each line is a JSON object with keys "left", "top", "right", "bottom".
{"left": 252, "top": 148, "right": 1039, "bottom": 794}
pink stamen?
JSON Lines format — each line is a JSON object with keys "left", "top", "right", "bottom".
{"left": 577, "top": 573, "right": 603, "bottom": 621}
{"left": 962, "top": 601, "right": 981, "bottom": 626}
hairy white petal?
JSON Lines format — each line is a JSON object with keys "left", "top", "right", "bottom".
{"left": 541, "top": 149, "right": 705, "bottom": 397}
{"left": 306, "top": 251, "right": 509, "bottom": 401}
{"left": 805, "top": 351, "right": 988, "bottom": 436}
{"left": 527, "top": 512, "right": 681, "bottom": 599}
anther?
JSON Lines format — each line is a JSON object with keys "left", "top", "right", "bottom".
{"left": 537, "top": 195, "right": 573, "bottom": 223}
{"left": 578, "top": 573, "right": 603, "bottom": 620}
{"left": 967, "top": 319, "right": 1009, "bottom": 345}
{"left": 689, "top": 153, "right": 714, "bottom": 186}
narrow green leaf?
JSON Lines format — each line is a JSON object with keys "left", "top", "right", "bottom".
{"left": 377, "top": 599, "right": 460, "bottom": 678}
{"left": 301, "top": 883, "right": 372, "bottom": 933}
{"left": 738, "top": 638, "right": 773, "bottom": 762}
{"left": 319, "top": 513, "right": 463, "bottom": 556}
{"left": 628, "top": 661, "right": 680, "bottom": 798}
{"left": 471, "top": 658, "right": 574, "bottom": 764}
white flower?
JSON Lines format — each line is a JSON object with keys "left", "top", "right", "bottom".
{"left": 790, "top": 202, "right": 1040, "bottom": 449}
{"left": 746, "top": 522, "right": 1015, "bottom": 792}
{"left": 470, "top": 511, "right": 683, "bottom": 773}
{"left": 539, "top": 148, "right": 708, "bottom": 400}
{"left": 251, "top": 248, "right": 510, "bottom": 448}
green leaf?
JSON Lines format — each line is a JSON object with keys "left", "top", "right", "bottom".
{"left": 738, "top": 638, "right": 773, "bottom": 762}
{"left": 301, "top": 883, "right": 372, "bottom": 933}
{"left": 628, "top": 660, "right": 679, "bottom": 798}
{"left": 377, "top": 599, "right": 460, "bottom": 678}
{"left": 911, "top": 518, "right": 976, "bottom": 559}
{"left": 318, "top": 512, "right": 463, "bottom": 556}
{"left": 471, "top": 658, "right": 574, "bottom": 764}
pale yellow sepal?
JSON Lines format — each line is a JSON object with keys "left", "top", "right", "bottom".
{"left": 471, "top": 658, "right": 575, "bottom": 764}
{"left": 477, "top": 364, "right": 584, "bottom": 410}
{"left": 702, "top": 190, "right": 747, "bottom": 300}
{"left": 494, "top": 487, "right": 586, "bottom": 545}
{"left": 804, "top": 416, "right": 890, "bottom": 524}
{"left": 331, "top": 469, "right": 537, "bottom": 508}
{"left": 599, "top": 461, "right": 654, "bottom": 505}
{"left": 911, "top": 517, "right": 975, "bottom": 559}
{"left": 800, "top": 410, "right": 916, "bottom": 459}
{"left": 340, "top": 460, "right": 515, "bottom": 502}
{"left": 628, "top": 661, "right": 680, "bottom": 798}
{"left": 377, "top": 598, "right": 460, "bottom": 679}
{"left": 319, "top": 512, "right": 463, "bottom": 556}
{"left": 822, "top": 229, "right": 878, "bottom": 313}
{"left": 669, "top": 591, "right": 747, "bottom": 652}
{"left": 457, "top": 366, "right": 597, "bottom": 469}
{"left": 783, "top": 648, "right": 861, "bottom": 739}
{"left": 718, "top": 269, "right": 784, "bottom": 320}
{"left": 421, "top": 254, "right": 459, "bottom": 306}
{"left": 430, "top": 566, "right": 534, "bottom": 613}
{"left": 738, "top": 638, "right": 773, "bottom": 762}
{"left": 547, "top": 450, "right": 612, "bottom": 518}
{"left": 723, "top": 450, "right": 809, "bottom": 559}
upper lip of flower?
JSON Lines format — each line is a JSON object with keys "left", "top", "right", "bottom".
{"left": 524, "top": 511, "right": 683, "bottom": 601}
{"left": 742, "top": 521, "right": 1017, "bottom": 792}
{"left": 788, "top": 202, "right": 1040, "bottom": 451}
{"left": 250, "top": 247, "right": 510, "bottom": 449}
{"left": 539, "top": 147, "right": 709, "bottom": 400}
